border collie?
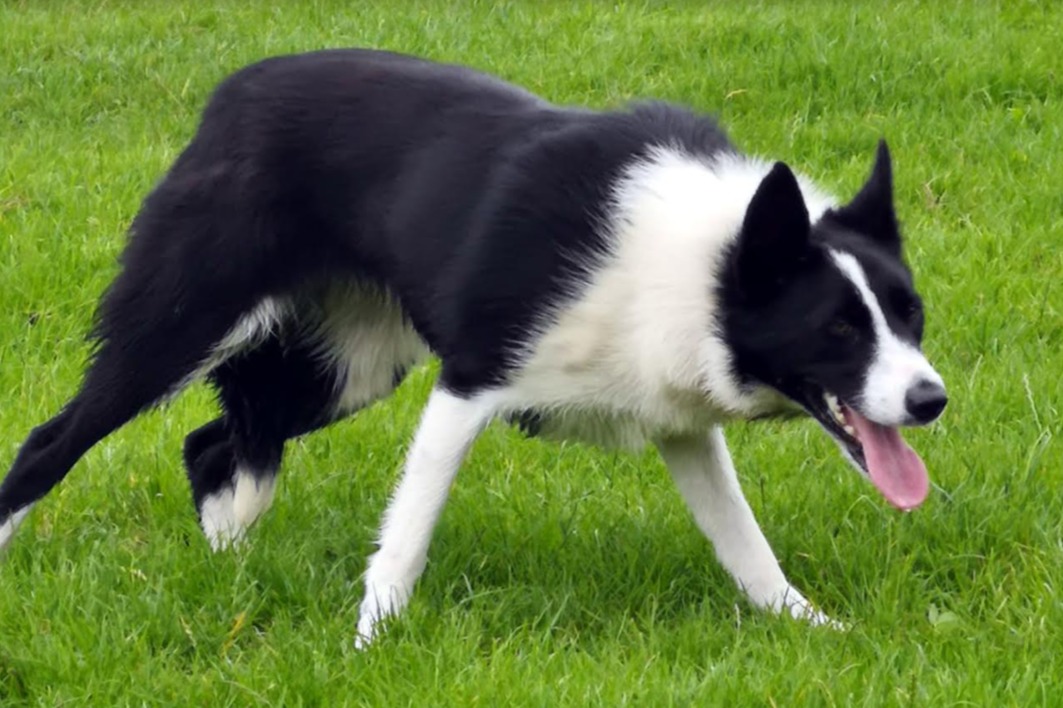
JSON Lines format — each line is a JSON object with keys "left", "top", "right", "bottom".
{"left": 0, "top": 49, "right": 947, "bottom": 645}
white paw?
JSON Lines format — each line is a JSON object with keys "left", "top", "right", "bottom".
{"left": 798, "top": 606, "right": 849, "bottom": 631}
{"left": 200, "top": 470, "right": 275, "bottom": 552}
{"left": 199, "top": 485, "right": 244, "bottom": 551}
{"left": 203, "top": 524, "right": 245, "bottom": 552}
{"left": 765, "top": 584, "right": 847, "bottom": 630}
{"left": 353, "top": 617, "right": 378, "bottom": 651}
{"left": 232, "top": 470, "right": 275, "bottom": 528}
{"left": 354, "top": 581, "right": 412, "bottom": 650}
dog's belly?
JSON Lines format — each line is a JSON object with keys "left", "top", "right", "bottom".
{"left": 508, "top": 399, "right": 724, "bottom": 451}
{"left": 510, "top": 408, "right": 652, "bottom": 450}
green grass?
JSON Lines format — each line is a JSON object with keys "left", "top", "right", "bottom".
{"left": 1, "top": 0, "right": 1061, "bottom": 704}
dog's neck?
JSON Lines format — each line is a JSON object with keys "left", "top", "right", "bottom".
{"left": 503, "top": 146, "right": 836, "bottom": 429}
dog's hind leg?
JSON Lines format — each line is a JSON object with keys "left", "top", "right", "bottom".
{"left": 656, "top": 427, "right": 841, "bottom": 628}
{"left": 184, "top": 335, "right": 342, "bottom": 550}
{"left": 0, "top": 314, "right": 246, "bottom": 551}
{"left": 0, "top": 165, "right": 298, "bottom": 551}
{"left": 184, "top": 418, "right": 240, "bottom": 549}
{"left": 184, "top": 417, "right": 284, "bottom": 552}
{"left": 184, "top": 286, "right": 430, "bottom": 551}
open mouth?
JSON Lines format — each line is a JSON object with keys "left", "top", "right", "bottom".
{"left": 807, "top": 389, "right": 930, "bottom": 511}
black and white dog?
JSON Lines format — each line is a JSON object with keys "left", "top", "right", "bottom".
{"left": 0, "top": 49, "right": 947, "bottom": 645}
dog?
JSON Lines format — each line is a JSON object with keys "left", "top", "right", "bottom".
{"left": 0, "top": 49, "right": 947, "bottom": 645}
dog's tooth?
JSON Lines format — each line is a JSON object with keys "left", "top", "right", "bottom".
{"left": 826, "top": 396, "right": 843, "bottom": 423}
{"left": 825, "top": 394, "right": 849, "bottom": 428}
{"left": 825, "top": 395, "right": 838, "bottom": 413}
{"left": 844, "top": 424, "right": 856, "bottom": 437}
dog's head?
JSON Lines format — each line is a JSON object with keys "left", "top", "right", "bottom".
{"left": 720, "top": 141, "right": 946, "bottom": 510}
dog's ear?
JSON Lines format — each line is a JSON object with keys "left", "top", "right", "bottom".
{"left": 732, "top": 161, "right": 811, "bottom": 301}
{"left": 830, "top": 140, "right": 900, "bottom": 253}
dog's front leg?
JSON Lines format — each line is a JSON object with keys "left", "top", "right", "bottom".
{"left": 656, "top": 427, "right": 837, "bottom": 627}
{"left": 355, "top": 387, "right": 495, "bottom": 648}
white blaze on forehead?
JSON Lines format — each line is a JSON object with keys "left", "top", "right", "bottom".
{"left": 828, "top": 250, "right": 943, "bottom": 425}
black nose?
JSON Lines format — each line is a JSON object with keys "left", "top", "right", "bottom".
{"left": 905, "top": 379, "right": 948, "bottom": 424}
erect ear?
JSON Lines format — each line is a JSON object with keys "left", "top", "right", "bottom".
{"left": 830, "top": 139, "right": 900, "bottom": 253}
{"left": 732, "top": 161, "right": 811, "bottom": 301}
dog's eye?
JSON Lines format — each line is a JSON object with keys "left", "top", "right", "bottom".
{"left": 828, "top": 319, "right": 858, "bottom": 339}
{"left": 892, "top": 292, "right": 923, "bottom": 324}
{"left": 907, "top": 300, "right": 925, "bottom": 339}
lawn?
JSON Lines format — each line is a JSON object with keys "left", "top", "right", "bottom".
{"left": 1, "top": 0, "right": 1061, "bottom": 704}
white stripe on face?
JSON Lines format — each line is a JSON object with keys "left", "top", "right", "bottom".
{"left": 828, "top": 250, "right": 943, "bottom": 425}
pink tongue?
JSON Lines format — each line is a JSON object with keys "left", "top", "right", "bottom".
{"left": 844, "top": 407, "right": 929, "bottom": 510}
